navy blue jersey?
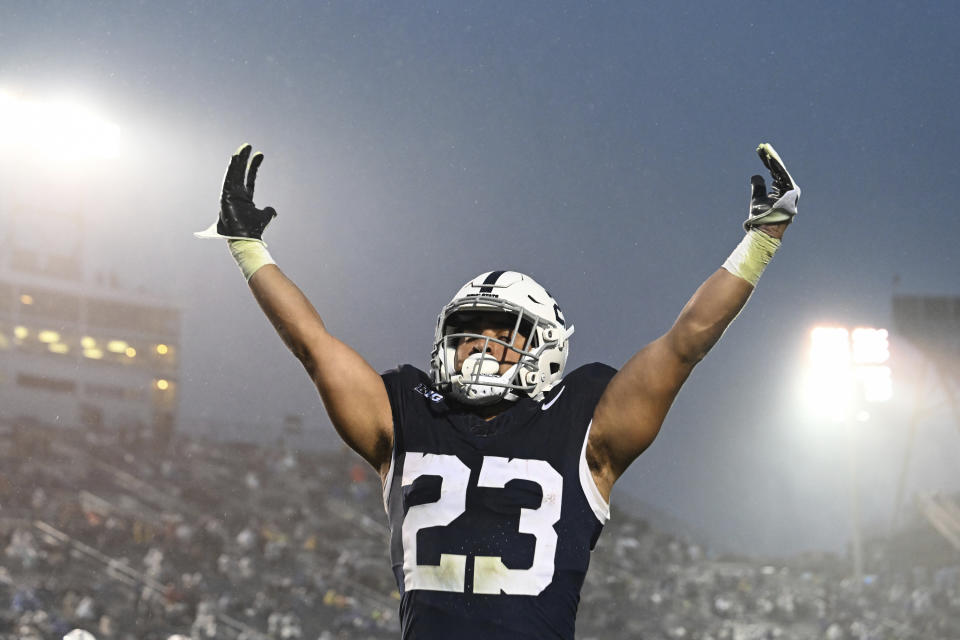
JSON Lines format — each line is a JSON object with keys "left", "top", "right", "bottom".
{"left": 381, "top": 362, "right": 617, "bottom": 639}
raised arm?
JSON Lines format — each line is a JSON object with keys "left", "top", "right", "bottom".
{"left": 195, "top": 145, "right": 393, "bottom": 473}
{"left": 587, "top": 143, "right": 801, "bottom": 498}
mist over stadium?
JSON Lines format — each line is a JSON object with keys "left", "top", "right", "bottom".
{"left": 1, "top": 2, "right": 958, "bottom": 638}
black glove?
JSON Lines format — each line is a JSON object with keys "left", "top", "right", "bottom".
{"left": 195, "top": 143, "right": 277, "bottom": 241}
{"left": 743, "top": 143, "right": 800, "bottom": 231}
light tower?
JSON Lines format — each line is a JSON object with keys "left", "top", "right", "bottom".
{"left": 803, "top": 325, "right": 891, "bottom": 585}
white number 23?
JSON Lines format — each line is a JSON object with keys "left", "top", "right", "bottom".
{"left": 400, "top": 453, "right": 562, "bottom": 596}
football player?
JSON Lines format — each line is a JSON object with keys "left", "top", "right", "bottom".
{"left": 196, "top": 142, "right": 799, "bottom": 639}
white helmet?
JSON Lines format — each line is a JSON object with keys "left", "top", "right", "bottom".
{"left": 430, "top": 271, "right": 574, "bottom": 405}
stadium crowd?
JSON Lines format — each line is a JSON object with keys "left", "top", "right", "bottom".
{"left": 1, "top": 421, "right": 958, "bottom": 640}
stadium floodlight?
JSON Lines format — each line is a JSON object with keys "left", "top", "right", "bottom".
{"left": 851, "top": 328, "right": 890, "bottom": 365}
{"left": 802, "top": 325, "right": 892, "bottom": 422}
{"left": 0, "top": 88, "right": 121, "bottom": 159}
{"left": 804, "top": 326, "right": 854, "bottom": 422}
{"left": 853, "top": 328, "right": 892, "bottom": 405}
{"left": 802, "top": 324, "right": 891, "bottom": 587}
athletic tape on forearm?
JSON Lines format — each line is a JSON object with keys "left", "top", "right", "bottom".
{"left": 721, "top": 229, "right": 780, "bottom": 286}
{"left": 228, "top": 239, "right": 276, "bottom": 282}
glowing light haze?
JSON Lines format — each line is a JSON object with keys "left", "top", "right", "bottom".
{"left": 1, "top": 1, "right": 958, "bottom": 555}
{"left": 0, "top": 89, "right": 122, "bottom": 159}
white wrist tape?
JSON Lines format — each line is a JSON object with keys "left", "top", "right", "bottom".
{"left": 721, "top": 229, "right": 780, "bottom": 286}
{"left": 228, "top": 239, "right": 276, "bottom": 281}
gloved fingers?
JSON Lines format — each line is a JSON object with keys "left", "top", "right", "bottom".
{"left": 744, "top": 143, "right": 800, "bottom": 230}
{"left": 757, "top": 143, "right": 798, "bottom": 192}
{"left": 246, "top": 151, "right": 265, "bottom": 196}
{"left": 224, "top": 143, "right": 253, "bottom": 192}
{"left": 202, "top": 142, "right": 275, "bottom": 242}
{"left": 750, "top": 174, "right": 767, "bottom": 203}
{"left": 757, "top": 143, "right": 781, "bottom": 176}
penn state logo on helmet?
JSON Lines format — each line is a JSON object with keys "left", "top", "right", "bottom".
{"left": 430, "top": 270, "right": 575, "bottom": 405}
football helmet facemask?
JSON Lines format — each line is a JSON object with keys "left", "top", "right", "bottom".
{"left": 430, "top": 271, "right": 574, "bottom": 405}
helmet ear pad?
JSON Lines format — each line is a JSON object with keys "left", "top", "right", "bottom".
{"left": 430, "top": 271, "right": 572, "bottom": 404}
{"left": 536, "top": 328, "right": 568, "bottom": 375}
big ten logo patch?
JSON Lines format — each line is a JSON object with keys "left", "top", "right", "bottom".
{"left": 414, "top": 383, "right": 444, "bottom": 403}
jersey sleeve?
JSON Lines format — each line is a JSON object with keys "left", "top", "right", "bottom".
{"left": 381, "top": 365, "right": 410, "bottom": 431}
{"left": 561, "top": 362, "right": 617, "bottom": 407}
{"left": 560, "top": 363, "right": 617, "bottom": 525}
{"left": 380, "top": 364, "right": 436, "bottom": 437}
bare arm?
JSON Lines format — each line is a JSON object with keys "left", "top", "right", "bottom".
{"left": 196, "top": 145, "right": 393, "bottom": 474}
{"left": 586, "top": 143, "right": 799, "bottom": 498}
{"left": 588, "top": 265, "right": 757, "bottom": 497}
{"left": 246, "top": 264, "right": 394, "bottom": 474}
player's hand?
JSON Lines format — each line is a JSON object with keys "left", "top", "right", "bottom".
{"left": 743, "top": 143, "right": 800, "bottom": 232}
{"left": 194, "top": 143, "right": 277, "bottom": 242}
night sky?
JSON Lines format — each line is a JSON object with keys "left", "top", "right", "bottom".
{"left": 2, "top": 1, "right": 958, "bottom": 555}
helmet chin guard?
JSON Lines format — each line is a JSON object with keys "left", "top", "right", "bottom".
{"left": 430, "top": 271, "right": 574, "bottom": 405}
